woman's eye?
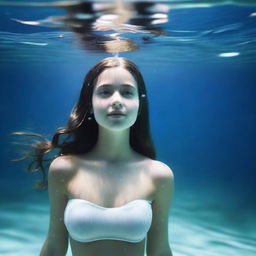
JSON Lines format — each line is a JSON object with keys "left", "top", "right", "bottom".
{"left": 99, "top": 91, "right": 110, "bottom": 96}
{"left": 123, "top": 91, "right": 133, "bottom": 96}
{"left": 99, "top": 91, "right": 133, "bottom": 96}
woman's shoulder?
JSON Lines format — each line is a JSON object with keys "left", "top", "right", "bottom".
{"left": 149, "top": 160, "right": 174, "bottom": 200}
{"left": 149, "top": 159, "right": 174, "bottom": 182}
{"left": 48, "top": 155, "right": 78, "bottom": 190}
{"left": 49, "top": 154, "right": 77, "bottom": 175}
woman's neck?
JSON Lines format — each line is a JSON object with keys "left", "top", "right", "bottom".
{"left": 88, "top": 126, "right": 138, "bottom": 163}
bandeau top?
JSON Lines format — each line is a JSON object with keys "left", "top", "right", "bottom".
{"left": 64, "top": 198, "right": 152, "bottom": 243}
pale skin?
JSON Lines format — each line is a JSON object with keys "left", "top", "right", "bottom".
{"left": 40, "top": 67, "right": 174, "bottom": 256}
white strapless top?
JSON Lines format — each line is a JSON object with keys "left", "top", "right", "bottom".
{"left": 64, "top": 198, "right": 152, "bottom": 243}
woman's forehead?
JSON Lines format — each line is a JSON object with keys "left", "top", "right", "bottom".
{"left": 95, "top": 67, "right": 137, "bottom": 89}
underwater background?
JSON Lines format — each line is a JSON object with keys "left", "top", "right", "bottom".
{"left": 0, "top": 1, "right": 255, "bottom": 255}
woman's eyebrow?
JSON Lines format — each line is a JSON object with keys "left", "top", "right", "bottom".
{"left": 97, "top": 84, "right": 136, "bottom": 89}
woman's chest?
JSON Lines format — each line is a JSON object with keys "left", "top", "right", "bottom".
{"left": 66, "top": 159, "right": 156, "bottom": 207}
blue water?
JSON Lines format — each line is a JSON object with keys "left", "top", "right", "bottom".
{"left": 0, "top": 1, "right": 256, "bottom": 255}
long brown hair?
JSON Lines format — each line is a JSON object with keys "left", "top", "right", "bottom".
{"left": 11, "top": 57, "right": 156, "bottom": 190}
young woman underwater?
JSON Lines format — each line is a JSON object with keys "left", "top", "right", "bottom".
{"left": 14, "top": 57, "right": 174, "bottom": 256}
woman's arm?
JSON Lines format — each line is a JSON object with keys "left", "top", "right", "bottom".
{"left": 146, "top": 161, "right": 174, "bottom": 256}
{"left": 40, "top": 157, "right": 70, "bottom": 256}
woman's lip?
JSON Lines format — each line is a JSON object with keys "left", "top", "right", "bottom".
{"left": 108, "top": 114, "right": 125, "bottom": 116}
{"left": 108, "top": 113, "right": 125, "bottom": 116}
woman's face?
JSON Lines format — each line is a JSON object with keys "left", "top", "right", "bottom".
{"left": 92, "top": 66, "right": 140, "bottom": 131}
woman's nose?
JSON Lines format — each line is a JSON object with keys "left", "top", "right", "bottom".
{"left": 112, "top": 101, "right": 122, "bottom": 109}
{"left": 111, "top": 91, "right": 123, "bottom": 107}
